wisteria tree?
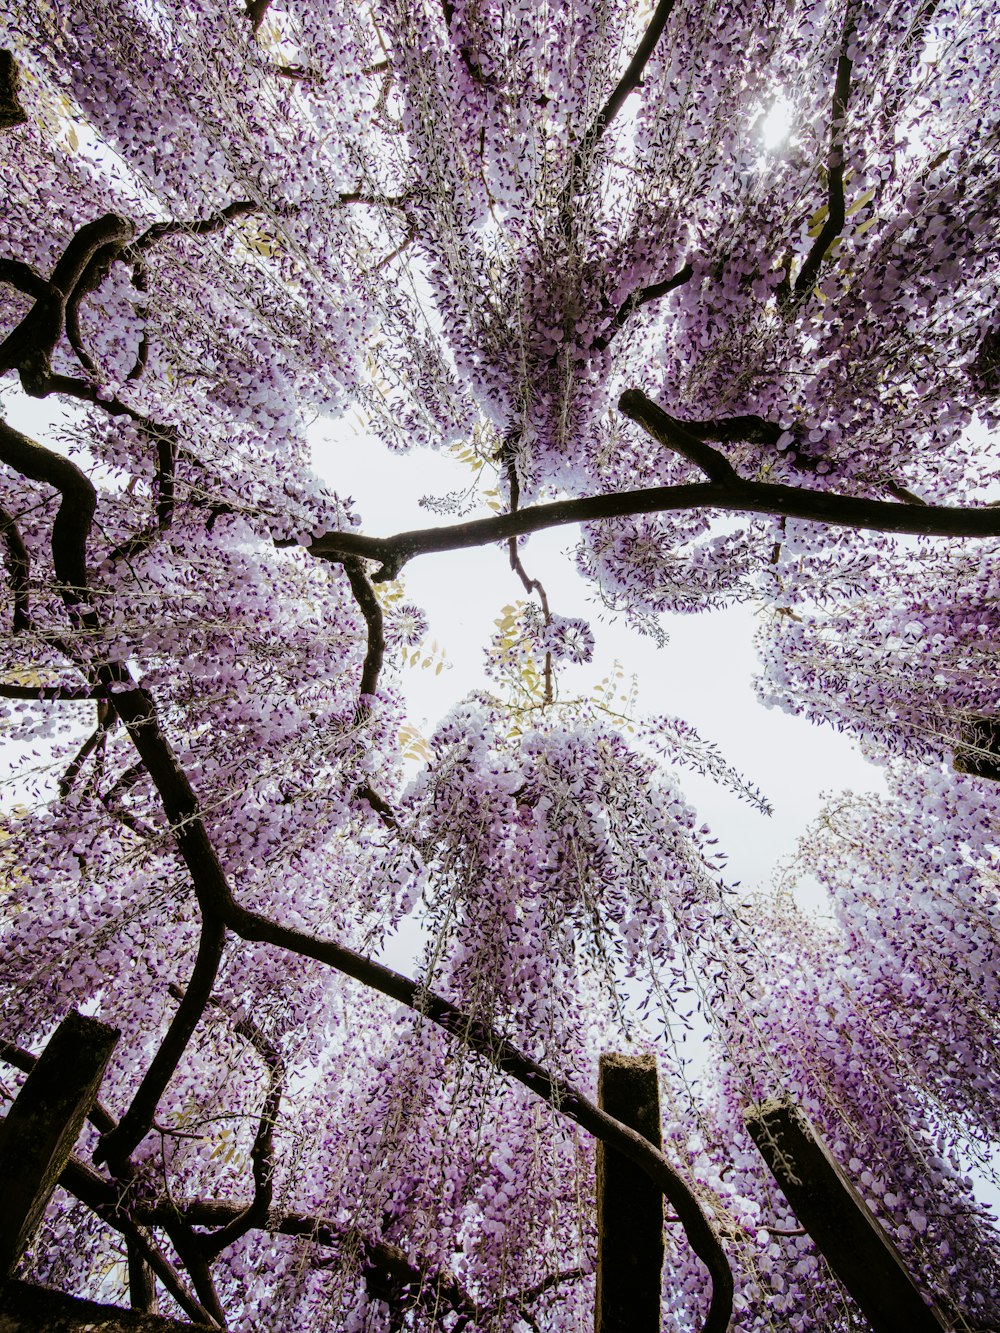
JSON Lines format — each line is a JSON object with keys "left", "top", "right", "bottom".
{"left": 1, "top": 0, "right": 999, "bottom": 1328}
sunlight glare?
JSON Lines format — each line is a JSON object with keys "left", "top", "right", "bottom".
{"left": 760, "top": 95, "right": 794, "bottom": 150}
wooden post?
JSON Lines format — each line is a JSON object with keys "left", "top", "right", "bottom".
{"left": 0, "top": 1278, "right": 212, "bottom": 1330}
{"left": 0, "top": 1011, "right": 119, "bottom": 1276}
{"left": 744, "top": 1097, "right": 950, "bottom": 1332}
{"left": 595, "top": 1053, "right": 663, "bottom": 1333}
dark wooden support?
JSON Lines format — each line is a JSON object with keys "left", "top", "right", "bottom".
{"left": 128, "top": 1242, "right": 159, "bottom": 1316}
{"left": 0, "top": 51, "right": 28, "bottom": 130}
{"left": 744, "top": 1098, "right": 950, "bottom": 1332}
{"left": 952, "top": 714, "right": 1000, "bottom": 782}
{"left": 0, "top": 1279, "right": 212, "bottom": 1330}
{"left": 0, "top": 1011, "right": 119, "bottom": 1276}
{"left": 595, "top": 1053, "right": 664, "bottom": 1333}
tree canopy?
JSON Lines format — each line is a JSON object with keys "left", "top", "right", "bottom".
{"left": 1, "top": 0, "right": 999, "bottom": 1328}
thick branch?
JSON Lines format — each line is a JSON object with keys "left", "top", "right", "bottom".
{"left": 0, "top": 257, "right": 50, "bottom": 300}
{"left": 130, "top": 202, "right": 260, "bottom": 254}
{"left": 0, "top": 50, "right": 28, "bottom": 131}
{"left": 57, "top": 713, "right": 109, "bottom": 799}
{"left": 0, "top": 214, "right": 134, "bottom": 387}
{"left": 61, "top": 1164, "right": 481, "bottom": 1329}
{"left": 792, "top": 9, "right": 855, "bottom": 299}
{"left": 0, "top": 422, "right": 230, "bottom": 1178}
{"left": 341, "top": 556, "right": 385, "bottom": 705}
{"left": 63, "top": 240, "right": 124, "bottom": 375}
{"left": 0, "top": 417, "right": 96, "bottom": 596}
{"left": 245, "top": 0, "right": 271, "bottom": 35}
{"left": 355, "top": 782, "right": 404, "bottom": 832}
{"left": 60, "top": 1156, "right": 218, "bottom": 1325}
{"left": 619, "top": 389, "right": 740, "bottom": 482}
{"left": 303, "top": 467, "right": 1000, "bottom": 582}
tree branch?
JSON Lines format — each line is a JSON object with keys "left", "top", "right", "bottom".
{"left": 463, "top": 1266, "right": 586, "bottom": 1330}
{"left": 62, "top": 1163, "right": 482, "bottom": 1329}
{"left": 301, "top": 461, "right": 1000, "bottom": 583}
{"left": 61, "top": 1156, "right": 219, "bottom": 1325}
{"left": 596, "top": 261, "right": 693, "bottom": 349}
{"left": 0, "top": 214, "right": 135, "bottom": 389}
{"left": 570, "top": 0, "right": 677, "bottom": 181}
{"left": 129, "top": 202, "right": 260, "bottom": 254}
{"left": 791, "top": 7, "right": 856, "bottom": 300}
{"left": 0, "top": 49, "right": 28, "bottom": 131}
{"left": 57, "top": 704, "right": 113, "bottom": 800}
{"left": 619, "top": 389, "right": 740, "bottom": 483}
{"left": 166, "top": 984, "right": 285, "bottom": 1261}
{"left": 0, "top": 257, "right": 50, "bottom": 301}
{"left": 96, "top": 916, "right": 227, "bottom": 1174}
{"left": 341, "top": 555, "right": 385, "bottom": 708}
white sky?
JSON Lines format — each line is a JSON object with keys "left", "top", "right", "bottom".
{"left": 313, "top": 416, "right": 887, "bottom": 898}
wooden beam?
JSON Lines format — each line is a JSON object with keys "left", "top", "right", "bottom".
{"left": 0, "top": 1011, "right": 119, "bottom": 1276}
{"left": 744, "top": 1097, "right": 950, "bottom": 1332}
{"left": 0, "top": 1279, "right": 212, "bottom": 1330}
{"left": 595, "top": 1053, "right": 664, "bottom": 1333}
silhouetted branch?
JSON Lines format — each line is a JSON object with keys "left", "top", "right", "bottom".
{"left": 571, "top": 0, "right": 677, "bottom": 181}
{"left": 792, "top": 8, "right": 856, "bottom": 300}
{"left": 883, "top": 480, "right": 927, "bottom": 506}
{"left": 619, "top": 389, "right": 740, "bottom": 483}
{"left": 3, "top": 1045, "right": 214, "bottom": 1321}
{"left": 57, "top": 707, "right": 111, "bottom": 799}
{"left": 0, "top": 214, "right": 135, "bottom": 389}
{"left": 301, "top": 443, "right": 1000, "bottom": 584}
{"left": 127, "top": 1238, "right": 159, "bottom": 1314}
{"left": 596, "top": 261, "right": 693, "bottom": 349}
{"left": 342, "top": 555, "right": 385, "bottom": 709}
{"left": 130, "top": 201, "right": 260, "bottom": 254}
{"left": 96, "top": 916, "right": 226, "bottom": 1173}
{"left": 0, "top": 257, "right": 49, "bottom": 300}
{"left": 61, "top": 1162, "right": 480, "bottom": 1329}
{"left": 245, "top": 0, "right": 271, "bottom": 35}
{"left": 461, "top": 1266, "right": 586, "bottom": 1330}
{"left": 355, "top": 782, "right": 404, "bottom": 831}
